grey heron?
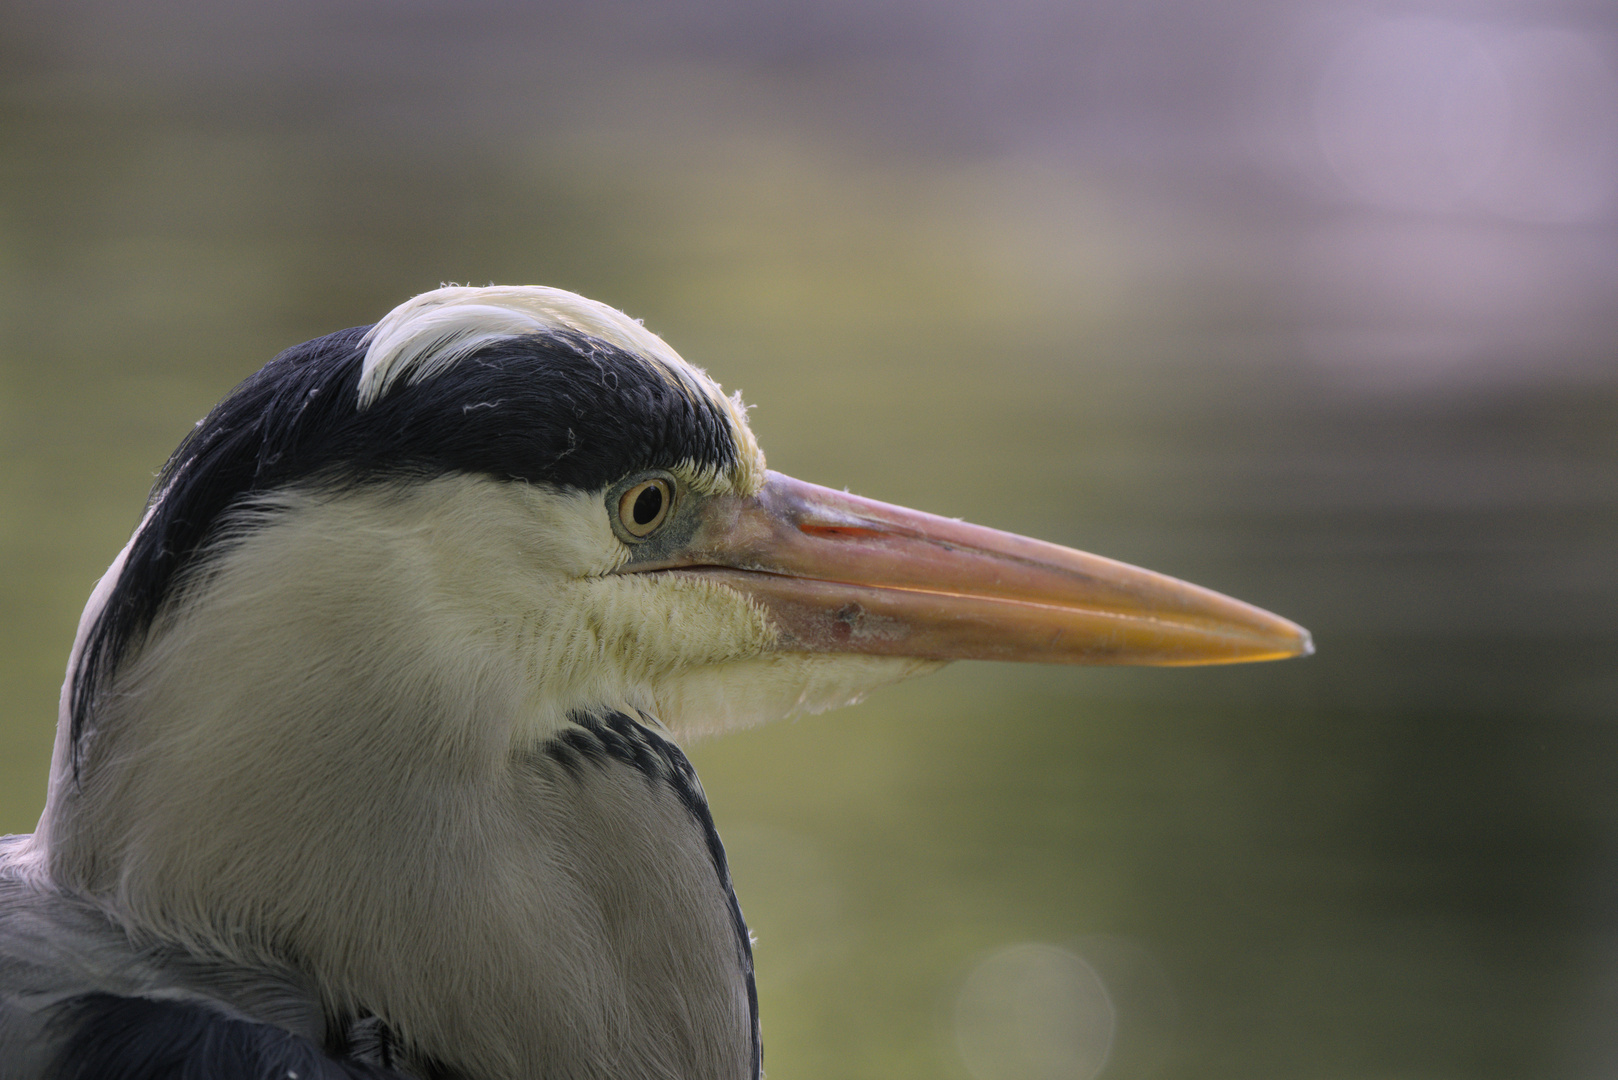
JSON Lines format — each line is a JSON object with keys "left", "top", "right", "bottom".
{"left": 0, "top": 285, "right": 1310, "bottom": 1079}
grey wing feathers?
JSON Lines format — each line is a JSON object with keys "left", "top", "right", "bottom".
{"left": 0, "top": 838, "right": 394, "bottom": 1079}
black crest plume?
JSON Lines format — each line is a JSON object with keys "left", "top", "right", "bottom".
{"left": 68, "top": 324, "right": 740, "bottom": 763}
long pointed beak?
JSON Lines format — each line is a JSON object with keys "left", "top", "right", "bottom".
{"left": 631, "top": 471, "right": 1312, "bottom": 666}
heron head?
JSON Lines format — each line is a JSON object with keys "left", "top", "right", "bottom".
{"left": 21, "top": 286, "right": 1308, "bottom": 1074}
{"left": 57, "top": 285, "right": 1308, "bottom": 781}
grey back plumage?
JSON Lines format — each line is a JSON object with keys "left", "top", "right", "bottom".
{"left": 0, "top": 835, "right": 329, "bottom": 1078}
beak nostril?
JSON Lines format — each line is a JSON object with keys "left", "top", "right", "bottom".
{"left": 799, "top": 524, "right": 886, "bottom": 541}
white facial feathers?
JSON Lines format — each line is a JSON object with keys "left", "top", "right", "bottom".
{"left": 112, "top": 480, "right": 782, "bottom": 755}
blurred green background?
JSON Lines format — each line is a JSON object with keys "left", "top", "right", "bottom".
{"left": 2, "top": 2, "right": 1616, "bottom": 1078}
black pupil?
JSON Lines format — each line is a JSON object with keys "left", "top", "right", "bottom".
{"left": 632, "top": 485, "right": 664, "bottom": 526}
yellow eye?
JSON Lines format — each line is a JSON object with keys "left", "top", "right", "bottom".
{"left": 617, "top": 477, "right": 672, "bottom": 539}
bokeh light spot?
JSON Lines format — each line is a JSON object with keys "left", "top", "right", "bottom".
{"left": 955, "top": 943, "right": 1116, "bottom": 1080}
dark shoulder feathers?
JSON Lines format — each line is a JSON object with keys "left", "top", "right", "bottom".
{"left": 70, "top": 325, "right": 740, "bottom": 759}
{"left": 51, "top": 994, "right": 409, "bottom": 1080}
